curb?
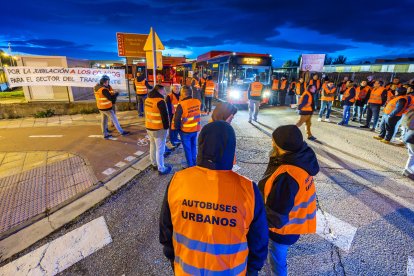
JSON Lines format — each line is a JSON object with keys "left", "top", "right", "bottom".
{"left": 0, "top": 154, "right": 152, "bottom": 263}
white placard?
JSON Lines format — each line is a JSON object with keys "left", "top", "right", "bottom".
{"left": 301, "top": 54, "right": 326, "bottom": 72}
{"left": 4, "top": 67, "right": 126, "bottom": 89}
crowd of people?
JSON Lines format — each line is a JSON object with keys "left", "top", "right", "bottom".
{"left": 92, "top": 72, "right": 414, "bottom": 275}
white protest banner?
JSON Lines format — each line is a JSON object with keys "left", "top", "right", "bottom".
{"left": 300, "top": 54, "right": 326, "bottom": 72}
{"left": 4, "top": 67, "right": 126, "bottom": 89}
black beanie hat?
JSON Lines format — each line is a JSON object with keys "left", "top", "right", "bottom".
{"left": 272, "top": 125, "right": 304, "bottom": 152}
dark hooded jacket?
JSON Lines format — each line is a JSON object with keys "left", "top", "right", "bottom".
{"left": 258, "top": 143, "right": 319, "bottom": 245}
{"left": 159, "top": 121, "right": 269, "bottom": 273}
{"left": 93, "top": 84, "right": 118, "bottom": 111}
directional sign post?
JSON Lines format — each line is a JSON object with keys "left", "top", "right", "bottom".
{"left": 144, "top": 27, "right": 164, "bottom": 87}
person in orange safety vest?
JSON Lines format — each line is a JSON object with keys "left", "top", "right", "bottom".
{"left": 374, "top": 86, "right": 408, "bottom": 144}
{"left": 166, "top": 84, "right": 181, "bottom": 147}
{"left": 134, "top": 71, "right": 153, "bottom": 117}
{"left": 172, "top": 86, "right": 201, "bottom": 168}
{"left": 248, "top": 76, "right": 264, "bottom": 123}
{"left": 94, "top": 75, "right": 129, "bottom": 139}
{"left": 160, "top": 120, "right": 269, "bottom": 276}
{"left": 296, "top": 85, "right": 317, "bottom": 141}
{"left": 259, "top": 124, "right": 319, "bottom": 275}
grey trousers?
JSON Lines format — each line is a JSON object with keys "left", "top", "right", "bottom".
{"left": 147, "top": 129, "right": 167, "bottom": 171}
{"left": 100, "top": 109, "right": 124, "bottom": 136}
{"left": 249, "top": 100, "right": 260, "bottom": 121}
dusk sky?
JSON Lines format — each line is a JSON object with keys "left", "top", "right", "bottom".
{"left": 2, "top": 0, "right": 414, "bottom": 66}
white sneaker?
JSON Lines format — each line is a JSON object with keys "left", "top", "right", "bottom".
{"left": 317, "top": 118, "right": 322, "bottom": 122}
{"left": 325, "top": 118, "right": 331, "bottom": 122}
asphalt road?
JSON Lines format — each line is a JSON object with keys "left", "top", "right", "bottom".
{"left": 4, "top": 106, "right": 414, "bottom": 276}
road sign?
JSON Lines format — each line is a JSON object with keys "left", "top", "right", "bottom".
{"left": 146, "top": 51, "right": 162, "bottom": 70}
{"left": 143, "top": 29, "right": 165, "bottom": 51}
{"left": 116, "top": 33, "right": 147, "bottom": 57}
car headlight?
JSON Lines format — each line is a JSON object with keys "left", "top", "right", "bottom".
{"left": 229, "top": 89, "right": 241, "bottom": 99}
{"left": 263, "top": 90, "right": 271, "bottom": 98}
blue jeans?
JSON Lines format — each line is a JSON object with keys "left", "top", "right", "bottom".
{"left": 342, "top": 105, "right": 352, "bottom": 125}
{"left": 169, "top": 129, "right": 180, "bottom": 144}
{"left": 180, "top": 131, "right": 198, "bottom": 167}
{"left": 319, "top": 101, "right": 333, "bottom": 119}
{"left": 268, "top": 239, "right": 289, "bottom": 276}
{"left": 365, "top": 104, "right": 381, "bottom": 129}
{"left": 353, "top": 105, "right": 364, "bottom": 121}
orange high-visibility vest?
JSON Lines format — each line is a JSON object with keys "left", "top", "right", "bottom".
{"left": 298, "top": 91, "right": 313, "bottom": 111}
{"left": 180, "top": 98, "right": 201, "bottom": 132}
{"left": 144, "top": 97, "right": 164, "bottom": 130}
{"left": 386, "top": 90, "right": 396, "bottom": 104}
{"left": 264, "top": 164, "right": 316, "bottom": 235}
{"left": 321, "top": 84, "right": 336, "bottom": 101}
{"left": 384, "top": 96, "right": 407, "bottom": 117}
{"left": 343, "top": 88, "right": 355, "bottom": 103}
{"left": 309, "top": 79, "right": 321, "bottom": 90}
{"left": 289, "top": 81, "right": 296, "bottom": 92}
{"left": 94, "top": 87, "right": 113, "bottom": 110}
{"left": 405, "top": 95, "right": 414, "bottom": 113}
{"left": 185, "top": 77, "right": 193, "bottom": 87}
{"left": 296, "top": 82, "right": 304, "bottom": 95}
{"left": 279, "top": 79, "right": 287, "bottom": 90}
{"left": 168, "top": 93, "right": 180, "bottom": 114}
{"left": 250, "top": 82, "right": 263, "bottom": 97}
{"left": 205, "top": 80, "right": 215, "bottom": 97}
{"left": 135, "top": 79, "right": 148, "bottom": 95}
{"left": 355, "top": 86, "right": 370, "bottom": 101}
{"left": 368, "top": 87, "right": 385, "bottom": 104}
{"left": 168, "top": 166, "right": 255, "bottom": 276}
{"left": 271, "top": 79, "right": 279, "bottom": 91}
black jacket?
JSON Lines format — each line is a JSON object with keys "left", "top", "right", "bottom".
{"left": 342, "top": 87, "right": 356, "bottom": 106}
{"left": 159, "top": 121, "right": 269, "bottom": 273}
{"left": 146, "top": 89, "right": 169, "bottom": 130}
{"left": 94, "top": 84, "right": 118, "bottom": 111}
{"left": 258, "top": 143, "right": 319, "bottom": 245}
{"left": 166, "top": 92, "right": 180, "bottom": 120}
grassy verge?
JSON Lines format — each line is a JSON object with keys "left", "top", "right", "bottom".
{"left": 0, "top": 88, "right": 24, "bottom": 98}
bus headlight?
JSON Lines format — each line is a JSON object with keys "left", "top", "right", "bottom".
{"left": 263, "top": 90, "right": 271, "bottom": 98}
{"left": 229, "top": 89, "right": 241, "bottom": 99}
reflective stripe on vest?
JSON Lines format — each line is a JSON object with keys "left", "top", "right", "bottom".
{"left": 135, "top": 79, "right": 147, "bottom": 95}
{"left": 180, "top": 98, "right": 201, "bottom": 132}
{"left": 250, "top": 82, "right": 263, "bottom": 97}
{"left": 205, "top": 80, "right": 215, "bottom": 97}
{"left": 298, "top": 91, "right": 313, "bottom": 111}
{"left": 343, "top": 87, "right": 355, "bottom": 103}
{"left": 264, "top": 164, "right": 317, "bottom": 235}
{"left": 384, "top": 95, "right": 407, "bottom": 116}
{"left": 321, "top": 84, "right": 336, "bottom": 101}
{"left": 368, "top": 87, "right": 385, "bottom": 104}
{"left": 168, "top": 166, "right": 255, "bottom": 276}
{"left": 144, "top": 98, "right": 164, "bottom": 129}
{"left": 271, "top": 79, "right": 279, "bottom": 90}
{"left": 94, "top": 87, "right": 112, "bottom": 110}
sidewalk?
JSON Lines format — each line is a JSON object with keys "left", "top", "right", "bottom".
{"left": 0, "top": 111, "right": 149, "bottom": 239}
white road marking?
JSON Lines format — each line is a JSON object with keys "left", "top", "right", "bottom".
{"left": 408, "top": 256, "right": 414, "bottom": 276}
{"left": 232, "top": 165, "right": 241, "bottom": 172}
{"left": 102, "top": 168, "right": 117, "bottom": 176}
{"left": 88, "top": 135, "right": 103, "bottom": 138}
{"left": 0, "top": 216, "right": 112, "bottom": 276}
{"left": 29, "top": 135, "right": 63, "bottom": 138}
{"left": 124, "top": 156, "right": 136, "bottom": 162}
{"left": 134, "top": 151, "right": 144, "bottom": 156}
{"left": 316, "top": 210, "right": 357, "bottom": 252}
{"left": 115, "top": 162, "right": 127, "bottom": 168}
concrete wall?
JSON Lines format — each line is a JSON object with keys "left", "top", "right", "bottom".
{"left": 0, "top": 102, "right": 136, "bottom": 119}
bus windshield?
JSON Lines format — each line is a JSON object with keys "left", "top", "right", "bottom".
{"left": 232, "top": 65, "right": 271, "bottom": 86}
